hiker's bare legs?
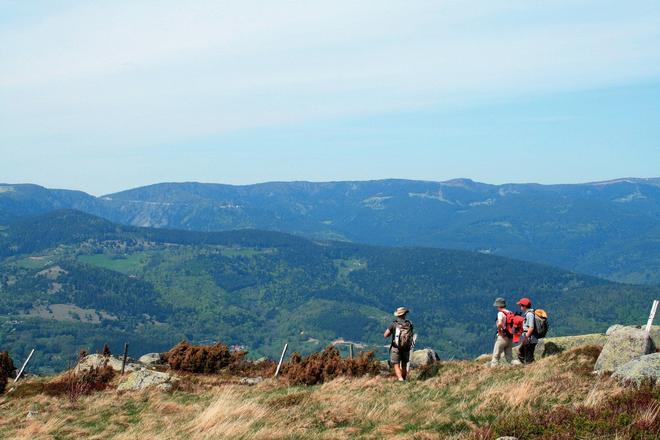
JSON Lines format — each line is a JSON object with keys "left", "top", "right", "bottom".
{"left": 394, "top": 363, "right": 404, "bottom": 380}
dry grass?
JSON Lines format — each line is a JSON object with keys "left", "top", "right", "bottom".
{"left": 0, "top": 345, "right": 657, "bottom": 439}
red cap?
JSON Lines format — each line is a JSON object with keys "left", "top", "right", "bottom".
{"left": 516, "top": 297, "right": 532, "bottom": 307}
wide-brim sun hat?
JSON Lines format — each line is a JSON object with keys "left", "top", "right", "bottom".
{"left": 394, "top": 307, "right": 409, "bottom": 317}
{"left": 493, "top": 297, "right": 506, "bottom": 307}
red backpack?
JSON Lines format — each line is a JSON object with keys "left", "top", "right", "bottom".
{"left": 500, "top": 310, "right": 524, "bottom": 340}
{"left": 511, "top": 314, "right": 525, "bottom": 342}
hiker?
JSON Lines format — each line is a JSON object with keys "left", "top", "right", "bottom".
{"left": 517, "top": 297, "right": 538, "bottom": 364}
{"left": 490, "top": 297, "right": 513, "bottom": 366}
{"left": 384, "top": 307, "right": 414, "bottom": 381}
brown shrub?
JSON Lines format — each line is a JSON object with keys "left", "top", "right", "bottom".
{"left": 162, "top": 341, "right": 246, "bottom": 374}
{"left": 0, "top": 351, "right": 16, "bottom": 394}
{"left": 44, "top": 365, "right": 115, "bottom": 402}
{"left": 280, "top": 346, "right": 381, "bottom": 385}
{"left": 231, "top": 358, "right": 277, "bottom": 377}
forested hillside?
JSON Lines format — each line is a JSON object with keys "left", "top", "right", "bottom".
{"left": 2, "top": 178, "right": 659, "bottom": 283}
{"left": 1, "top": 210, "right": 657, "bottom": 373}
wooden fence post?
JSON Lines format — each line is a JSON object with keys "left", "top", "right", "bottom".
{"left": 14, "top": 349, "right": 35, "bottom": 383}
{"left": 274, "top": 343, "right": 288, "bottom": 378}
{"left": 121, "top": 342, "right": 129, "bottom": 375}
{"left": 645, "top": 300, "right": 659, "bottom": 332}
{"left": 349, "top": 343, "right": 354, "bottom": 359}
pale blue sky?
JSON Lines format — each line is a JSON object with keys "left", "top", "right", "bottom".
{"left": 1, "top": 0, "right": 659, "bottom": 195}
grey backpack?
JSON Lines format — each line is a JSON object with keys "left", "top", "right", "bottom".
{"left": 394, "top": 320, "right": 414, "bottom": 351}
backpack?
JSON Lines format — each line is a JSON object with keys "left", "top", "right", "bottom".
{"left": 499, "top": 310, "right": 516, "bottom": 338}
{"left": 533, "top": 309, "right": 549, "bottom": 338}
{"left": 511, "top": 314, "right": 526, "bottom": 343}
{"left": 394, "top": 320, "right": 414, "bottom": 351}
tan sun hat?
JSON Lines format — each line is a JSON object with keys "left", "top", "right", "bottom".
{"left": 394, "top": 307, "right": 409, "bottom": 317}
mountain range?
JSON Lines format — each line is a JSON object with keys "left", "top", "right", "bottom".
{"left": 1, "top": 177, "right": 659, "bottom": 283}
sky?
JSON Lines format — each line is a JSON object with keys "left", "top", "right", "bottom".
{"left": 1, "top": 0, "right": 659, "bottom": 195}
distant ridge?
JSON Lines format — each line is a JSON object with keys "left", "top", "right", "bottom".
{"left": 1, "top": 177, "right": 659, "bottom": 284}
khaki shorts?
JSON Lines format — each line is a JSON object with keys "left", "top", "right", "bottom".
{"left": 390, "top": 347, "right": 410, "bottom": 364}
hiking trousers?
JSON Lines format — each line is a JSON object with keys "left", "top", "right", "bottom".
{"left": 518, "top": 342, "right": 537, "bottom": 364}
{"left": 491, "top": 335, "right": 513, "bottom": 366}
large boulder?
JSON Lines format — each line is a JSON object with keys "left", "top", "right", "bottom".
{"left": 409, "top": 349, "right": 440, "bottom": 368}
{"left": 117, "top": 369, "right": 175, "bottom": 392}
{"left": 612, "top": 353, "right": 660, "bottom": 387}
{"left": 594, "top": 327, "right": 656, "bottom": 373}
{"left": 138, "top": 353, "right": 163, "bottom": 366}
{"left": 606, "top": 325, "right": 660, "bottom": 347}
{"left": 76, "top": 354, "right": 141, "bottom": 373}
{"left": 606, "top": 324, "right": 625, "bottom": 336}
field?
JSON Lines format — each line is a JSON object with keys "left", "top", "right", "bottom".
{"left": 1, "top": 345, "right": 658, "bottom": 439}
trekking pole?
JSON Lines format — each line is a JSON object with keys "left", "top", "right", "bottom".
{"left": 274, "top": 343, "right": 288, "bottom": 378}
{"left": 121, "top": 342, "right": 129, "bottom": 374}
{"left": 14, "top": 349, "right": 35, "bottom": 383}
{"left": 645, "top": 300, "right": 659, "bottom": 333}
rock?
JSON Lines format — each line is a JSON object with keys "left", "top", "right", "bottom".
{"left": 118, "top": 369, "right": 174, "bottom": 392}
{"left": 606, "top": 325, "right": 660, "bottom": 348}
{"left": 606, "top": 324, "right": 625, "bottom": 336}
{"left": 612, "top": 353, "right": 660, "bottom": 387}
{"left": 496, "top": 437, "right": 519, "bottom": 440}
{"left": 239, "top": 377, "right": 264, "bottom": 385}
{"left": 474, "top": 353, "right": 492, "bottom": 363}
{"left": 594, "top": 327, "right": 656, "bottom": 373}
{"left": 26, "top": 410, "right": 39, "bottom": 420}
{"left": 138, "top": 353, "right": 163, "bottom": 366}
{"left": 409, "top": 349, "right": 440, "bottom": 368}
{"left": 76, "top": 354, "right": 140, "bottom": 374}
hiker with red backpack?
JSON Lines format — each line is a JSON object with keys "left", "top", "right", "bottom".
{"left": 384, "top": 307, "right": 414, "bottom": 381}
{"left": 516, "top": 297, "right": 549, "bottom": 364}
{"left": 490, "top": 297, "right": 514, "bottom": 366}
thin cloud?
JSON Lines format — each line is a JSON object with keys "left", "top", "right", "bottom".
{"left": 0, "top": 1, "right": 659, "bottom": 165}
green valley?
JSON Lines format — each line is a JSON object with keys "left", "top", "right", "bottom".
{"left": 1, "top": 210, "right": 658, "bottom": 373}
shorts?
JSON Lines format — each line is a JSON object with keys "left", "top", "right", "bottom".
{"left": 390, "top": 347, "right": 410, "bottom": 364}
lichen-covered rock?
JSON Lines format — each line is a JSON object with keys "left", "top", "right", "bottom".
{"left": 612, "top": 353, "right": 660, "bottom": 387}
{"left": 606, "top": 324, "right": 625, "bottom": 336}
{"left": 138, "top": 353, "right": 163, "bottom": 366}
{"left": 594, "top": 327, "right": 655, "bottom": 373}
{"left": 409, "top": 349, "right": 440, "bottom": 368}
{"left": 117, "top": 369, "right": 174, "bottom": 392}
{"left": 76, "top": 354, "right": 140, "bottom": 374}
{"left": 606, "top": 325, "right": 660, "bottom": 348}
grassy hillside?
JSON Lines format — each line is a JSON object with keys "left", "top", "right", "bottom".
{"left": 2, "top": 178, "right": 660, "bottom": 283}
{"left": 0, "top": 345, "right": 658, "bottom": 439}
{"left": 1, "top": 210, "right": 658, "bottom": 373}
